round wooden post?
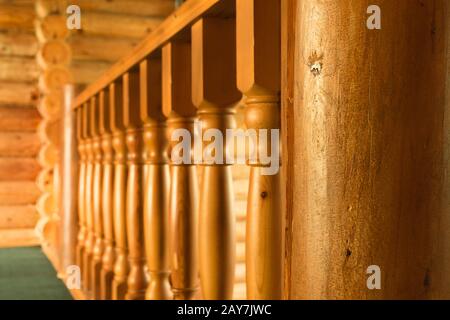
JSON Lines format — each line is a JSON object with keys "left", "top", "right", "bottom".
{"left": 236, "top": 0, "right": 282, "bottom": 300}
{"left": 192, "top": 17, "right": 241, "bottom": 299}
{"left": 162, "top": 42, "right": 199, "bottom": 300}
{"left": 99, "top": 89, "right": 116, "bottom": 300}
{"left": 283, "top": 0, "right": 450, "bottom": 299}
{"left": 91, "top": 95, "right": 105, "bottom": 299}
{"left": 140, "top": 58, "right": 172, "bottom": 300}
{"left": 123, "top": 71, "right": 148, "bottom": 300}
{"left": 110, "top": 81, "right": 129, "bottom": 300}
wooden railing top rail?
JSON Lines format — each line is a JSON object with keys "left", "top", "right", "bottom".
{"left": 74, "top": 0, "right": 235, "bottom": 108}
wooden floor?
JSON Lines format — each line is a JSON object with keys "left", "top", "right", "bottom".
{"left": 0, "top": 228, "right": 39, "bottom": 248}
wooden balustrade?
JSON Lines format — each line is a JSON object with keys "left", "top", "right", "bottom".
{"left": 110, "top": 81, "right": 129, "bottom": 300}
{"left": 140, "top": 57, "right": 172, "bottom": 300}
{"left": 163, "top": 41, "right": 199, "bottom": 300}
{"left": 236, "top": 0, "right": 282, "bottom": 299}
{"left": 72, "top": 0, "right": 282, "bottom": 300}
{"left": 123, "top": 70, "right": 148, "bottom": 300}
{"left": 99, "top": 90, "right": 116, "bottom": 300}
{"left": 192, "top": 17, "right": 241, "bottom": 299}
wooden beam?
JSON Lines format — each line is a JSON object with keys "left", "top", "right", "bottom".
{"left": 0, "top": 132, "right": 40, "bottom": 157}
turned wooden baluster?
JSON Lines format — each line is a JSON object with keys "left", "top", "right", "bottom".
{"left": 162, "top": 42, "right": 199, "bottom": 300}
{"left": 123, "top": 70, "right": 148, "bottom": 300}
{"left": 140, "top": 57, "right": 172, "bottom": 300}
{"left": 236, "top": 0, "right": 282, "bottom": 299}
{"left": 76, "top": 106, "right": 87, "bottom": 284}
{"left": 99, "top": 89, "right": 116, "bottom": 300}
{"left": 192, "top": 17, "right": 241, "bottom": 299}
{"left": 91, "top": 95, "right": 105, "bottom": 299}
{"left": 110, "top": 81, "right": 129, "bottom": 300}
{"left": 83, "top": 99, "right": 96, "bottom": 298}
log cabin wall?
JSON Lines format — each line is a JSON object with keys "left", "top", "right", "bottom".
{"left": 0, "top": 0, "right": 41, "bottom": 247}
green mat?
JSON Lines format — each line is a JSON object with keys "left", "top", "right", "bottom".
{"left": 0, "top": 246, "right": 72, "bottom": 300}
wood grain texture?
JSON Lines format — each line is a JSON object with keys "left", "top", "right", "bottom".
{"left": 0, "top": 158, "right": 40, "bottom": 181}
{"left": 0, "top": 107, "right": 40, "bottom": 131}
{"left": 285, "top": 0, "right": 450, "bottom": 299}
{"left": 0, "top": 132, "right": 40, "bottom": 157}
{"left": 0, "top": 181, "right": 40, "bottom": 205}
{"left": 0, "top": 205, "right": 38, "bottom": 229}
{"left": 0, "top": 82, "right": 38, "bottom": 107}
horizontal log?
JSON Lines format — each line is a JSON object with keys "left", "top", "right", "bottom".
{"left": 37, "top": 119, "right": 61, "bottom": 145}
{"left": 36, "top": 192, "right": 55, "bottom": 216}
{"left": 0, "top": 205, "right": 38, "bottom": 229}
{"left": 38, "top": 143, "right": 58, "bottom": 168}
{"left": 0, "top": 106, "right": 40, "bottom": 131}
{"left": 37, "top": 0, "right": 174, "bottom": 17}
{"left": 69, "top": 35, "right": 139, "bottom": 62}
{"left": 78, "top": 12, "right": 164, "bottom": 39}
{"left": 0, "top": 181, "right": 40, "bottom": 205}
{"left": 0, "top": 132, "right": 40, "bottom": 157}
{"left": 0, "top": 158, "right": 41, "bottom": 181}
{"left": 0, "top": 4, "right": 35, "bottom": 31}
{"left": 70, "top": 60, "right": 111, "bottom": 85}
{"left": 0, "top": 228, "right": 39, "bottom": 248}
{"left": 0, "top": 82, "right": 39, "bottom": 107}
{"left": 0, "top": 32, "right": 38, "bottom": 56}
{"left": 0, "top": 56, "right": 38, "bottom": 82}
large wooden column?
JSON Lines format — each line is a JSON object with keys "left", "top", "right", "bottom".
{"left": 91, "top": 95, "right": 105, "bottom": 299}
{"left": 192, "top": 17, "right": 241, "bottom": 300}
{"left": 140, "top": 57, "right": 172, "bottom": 300}
{"left": 283, "top": 0, "right": 450, "bottom": 299}
{"left": 236, "top": 0, "right": 282, "bottom": 299}
{"left": 110, "top": 81, "right": 129, "bottom": 300}
{"left": 123, "top": 71, "right": 148, "bottom": 300}
{"left": 162, "top": 42, "right": 199, "bottom": 300}
{"left": 99, "top": 89, "right": 116, "bottom": 300}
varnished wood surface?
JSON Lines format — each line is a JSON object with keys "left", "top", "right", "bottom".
{"left": 284, "top": 0, "right": 450, "bottom": 299}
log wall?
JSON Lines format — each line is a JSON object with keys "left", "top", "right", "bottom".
{"left": 0, "top": 1, "right": 40, "bottom": 247}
